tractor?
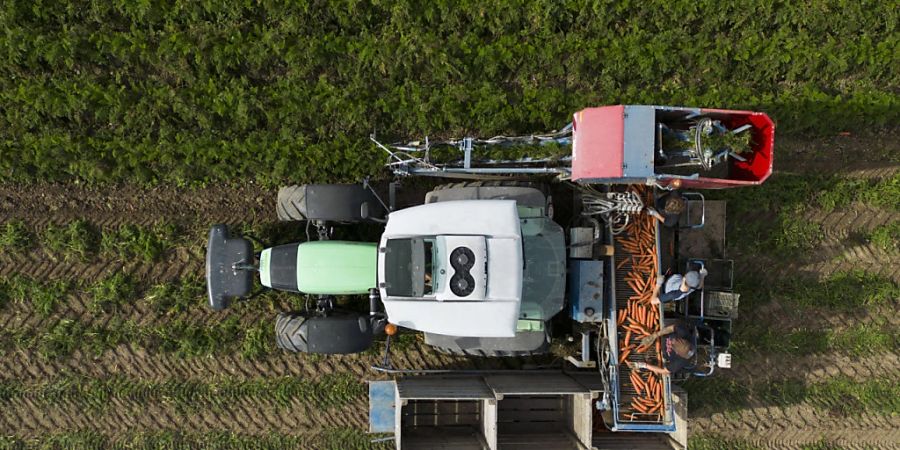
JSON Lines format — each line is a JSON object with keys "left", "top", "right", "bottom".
{"left": 205, "top": 105, "right": 774, "bottom": 449}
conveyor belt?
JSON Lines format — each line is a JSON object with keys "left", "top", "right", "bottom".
{"left": 608, "top": 188, "right": 673, "bottom": 430}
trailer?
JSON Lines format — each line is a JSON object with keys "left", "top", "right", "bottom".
{"left": 369, "top": 373, "right": 688, "bottom": 449}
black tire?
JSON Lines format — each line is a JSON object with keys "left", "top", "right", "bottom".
{"left": 276, "top": 184, "right": 385, "bottom": 223}
{"left": 430, "top": 180, "right": 541, "bottom": 192}
{"left": 276, "top": 185, "right": 308, "bottom": 221}
{"left": 425, "top": 180, "right": 552, "bottom": 216}
{"left": 424, "top": 330, "right": 551, "bottom": 357}
{"left": 275, "top": 313, "right": 309, "bottom": 352}
{"left": 276, "top": 312, "right": 374, "bottom": 354}
{"left": 431, "top": 347, "right": 547, "bottom": 358}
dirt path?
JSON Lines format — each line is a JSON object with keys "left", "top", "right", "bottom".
{"left": 0, "top": 183, "right": 274, "bottom": 227}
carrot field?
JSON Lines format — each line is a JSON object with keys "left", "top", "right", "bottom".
{"left": 0, "top": 1, "right": 898, "bottom": 449}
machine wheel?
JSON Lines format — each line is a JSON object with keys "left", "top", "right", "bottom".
{"left": 424, "top": 329, "right": 551, "bottom": 357}
{"left": 275, "top": 312, "right": 374, "bottom": 354}
{"left": 276, "top": 185, "right": 309, "bottom": 221}
{"left": 276, "top": 184, "right": 385, "bottom": 223}
{"left": 425, "top": 181, "right": 552, "bottom": 216}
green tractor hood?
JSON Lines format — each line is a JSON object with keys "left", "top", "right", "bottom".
{"left": 260, "top": 241, "right": 377, "bottom": 295}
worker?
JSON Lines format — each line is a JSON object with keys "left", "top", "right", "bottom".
{"left": 626, "top": 321, "right": 696, "bottom": 375}
{"left": 650, "top": 267, "right": 707, "bottom": 305}
{"left": 645, "top": 191, "right": 686, "bottom": 228}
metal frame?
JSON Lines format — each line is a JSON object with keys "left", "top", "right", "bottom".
{"left": 371, "top": 125, "right": 574, "bottom": 180}
{"left": 678, "top": 192, "right": 706, "bottom": 230}
{"left": 607, "top": 217, "right": 675, "bottom": 433}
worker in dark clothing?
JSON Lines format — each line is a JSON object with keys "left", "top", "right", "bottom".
{"left": 645, "top": 191, "right": 686, "bottom": 228}
{"left": 650, "top": 267, "right": 707, "bottom": 306}
{"left": 627, "top": 322, "right": 696, "bottom": 375}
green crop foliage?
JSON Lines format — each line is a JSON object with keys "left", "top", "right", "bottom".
{"left": 0, "top": 221, "right": 31, "bottom": 252}
{"left": 0, "top": 2, "right": 896, "bottom": 186}
{"left": 240, "top": 322, "right": 274, "bottom": 359}
{"left": 36, "top": 319, "right": 84, "bottom": 359}
{"left": 0, "top": 276, "right": 71, "bottom": 317}
{"left": 714, "top": 172, "right": 900, "bottom": 257}
{"left": 143, "top": 277, "right": 204, "bottom": 315}
{"left": 858, "top": 172, "right": 900, "bottom": 211}
{"left": 828, "top": 321, "right": 897, "bottom": 357}
{"left": 40, "top": 220, "right": 99, "bottom": 261}
{"left": 689, "top": 435, "right": 762, "bottom": 450}
{"left": 781, "top": 270, "right": 899, "bottom": 310}
{"left": 685, "top": 376, "right": 899, "bottom": 419}
{"left": 88, "top": 272, "right": 135, "bottom": 313}
{"left": 100, "top": 223, "right": 177, "bottom": 262}
{"left": 689, "top": 435, "right": 854, "bottom": 450}
{"left": 734, "top": 321, "right": 896, "bottom": 357}
{"left": 809, "top": 377, "right": 900, "bottom": 417}
{"left": 5, "top": 315, "right": 275, "bottom": 359}
{"left": 150, "top": 317, "right": 241, "bottom": 357}
{"left": 868, "top": 220, "right": 899, "bottom": 251}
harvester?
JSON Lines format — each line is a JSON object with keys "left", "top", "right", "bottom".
{"left": 206, "top": 105, "right": 774, "bottom": 449}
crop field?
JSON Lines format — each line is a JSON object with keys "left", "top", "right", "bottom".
{"left": 0, "top": 1, "right": 898, "bottom": 449}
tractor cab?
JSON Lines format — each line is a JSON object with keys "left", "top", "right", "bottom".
{"left": 377, "top": 200, "right": 528, "bottom": 338}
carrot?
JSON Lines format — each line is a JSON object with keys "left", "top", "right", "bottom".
{"left": 619, "top": 348, "right": 631, "bottom": 364}
{"left": 632, "top": 399, "right": 649, "bottom": 414}
{"left": 635, "top": 373, "right": 647, "bottom": 392}
{"left": 627, "top": 279, "right": 642, "bottom": 294}
{"left": 630, "top": 371, "right": 642, "bottom": 395}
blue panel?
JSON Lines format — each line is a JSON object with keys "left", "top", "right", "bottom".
{"left": 368, "top": 381, "right": 396, "bottom": 433}
{"left": 622, "top": 105, "right": 656, "bottom": 178}
{"left": 568, "top": 260, "right": 604, "bottom": 323}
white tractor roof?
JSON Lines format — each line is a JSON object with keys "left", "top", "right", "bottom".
{"left": 382, "top": 199, "right": 522, "bottom": 238}
{"left": 378, "top": 200, "right": 524, "bottom": 337}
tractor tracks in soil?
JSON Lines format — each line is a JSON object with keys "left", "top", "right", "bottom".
{"left": 0, "top": 246, "right": 204, "bottom": 285}
{"left": 0, "top": 341, "right": 504, "bottom": 385}
{"left": 693, "top": 421, "right": 900, "bottom": 450}
{"left": 0, "top": 395, "right": 368, "bottom": 437}
{"left": 690, "top": 353, "right": 900, "bottom": 449}
{"left": 0, "top": 183, "right": 274, "bottom": 228}
{"left": 0, "top": 342, "right": 523, "bottom": 438}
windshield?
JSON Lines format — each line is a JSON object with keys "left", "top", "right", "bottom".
{"left": 383, "top": 238, "right": 435, "bottom": 297}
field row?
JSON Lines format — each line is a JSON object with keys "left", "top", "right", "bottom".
{"left": 0, "top": 220, "right": 315, "bottom": 263}
{"left": 0, "top": 373, "right": 364, "bottom": 411}
{"left": 0, "top": 429, "right": 384, "bottom": 450}
{"left": 0, "top": 172, "right": 894, "bottom": 269}
{"left": 713, "top": 171, "right": 899, "bottom": 256}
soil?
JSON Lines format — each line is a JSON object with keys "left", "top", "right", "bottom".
{"left": 0, "top": 134, "right": 898, "bottom": 448}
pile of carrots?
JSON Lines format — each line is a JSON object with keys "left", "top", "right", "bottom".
{"left": 614, "top": 186, "right": 665, "bottom": 420}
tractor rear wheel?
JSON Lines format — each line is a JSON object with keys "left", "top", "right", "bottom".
{"left": 276, "top": 184, "right": 385, "bottom": 222}
{"left": 424, "top": 329, "right": 551, "bottom": 357}
{"left": 425, "top": 181, "right": 553, "bottom": 218}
